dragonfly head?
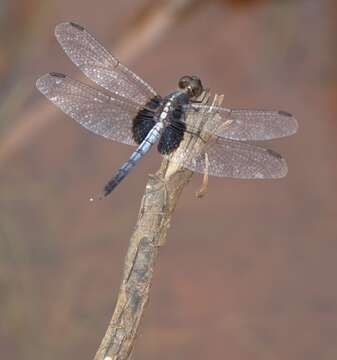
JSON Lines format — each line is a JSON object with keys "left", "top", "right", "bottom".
{"left": 178, "top": 75, "right": 203, "bottom": 99}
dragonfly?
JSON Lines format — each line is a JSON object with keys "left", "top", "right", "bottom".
{"left": 36, "top": 22, "right": 298, "bottom": 199}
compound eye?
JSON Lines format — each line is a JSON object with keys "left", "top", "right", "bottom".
{"left": 178, "top": 75, "right": 192, "bottom": 89}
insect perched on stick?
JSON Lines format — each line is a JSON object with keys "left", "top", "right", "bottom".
{"left": 36, "top": 22, "right": 298, "bottom": 200}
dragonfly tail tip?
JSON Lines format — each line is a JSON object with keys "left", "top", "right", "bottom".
{"left": 89, "top": 192, "right": 105, "bottom": 203}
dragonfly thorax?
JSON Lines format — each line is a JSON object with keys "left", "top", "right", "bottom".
{"left": 157, "top": 91, "right": 188, "bottom": 125}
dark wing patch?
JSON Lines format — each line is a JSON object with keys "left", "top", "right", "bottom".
{"left": 158, "top": 120, "right": 186, "bottom": 155}
{"left": 132, "top": 96, "right": 161, "bottom": 144}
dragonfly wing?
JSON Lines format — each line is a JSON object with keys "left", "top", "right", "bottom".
{"left": 36, "top": 72, "right": 141, "bottom": 145}
{"left": 165, "top": 133, "right": 288, "bottom": 179}
{"left": 55, "top": 22, "right": 158, "bottom": 105}
{"left": 183, "top": 104, "right": 298, "bottom": 141}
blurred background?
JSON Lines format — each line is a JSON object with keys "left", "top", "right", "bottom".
{"left": 1, "top": 0, "right": 336, "bottom": 359}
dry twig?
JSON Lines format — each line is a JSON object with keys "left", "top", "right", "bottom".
{"left": 94, "top": 92, "right": 224, "bottom": 360}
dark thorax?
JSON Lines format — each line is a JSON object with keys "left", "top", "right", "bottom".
{"left": 132, "top": 75, "right": 204, "bottom": 154}
{"left": 157, "top": 91, "right": 189, "bottom": 155}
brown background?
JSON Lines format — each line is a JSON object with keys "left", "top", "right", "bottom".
{"left": 1, "top": 0, "right": 337, "bottom": 359}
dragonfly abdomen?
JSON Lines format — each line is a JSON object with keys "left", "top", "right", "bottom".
{"left": 102, "top": 122, "right": 164, "bottom": 197}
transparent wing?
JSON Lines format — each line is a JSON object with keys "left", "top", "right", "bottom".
{"left": 55, "top": 22, "right": 158, "bottom": 105}
{"left": 36, "top": 72, "right": 142, "bottom": 145}
{"left": 183, "top": 104, "right": 298, "bottom": 141}
{"left": 165, "top": 132, "right": 287, "bottom": 179}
